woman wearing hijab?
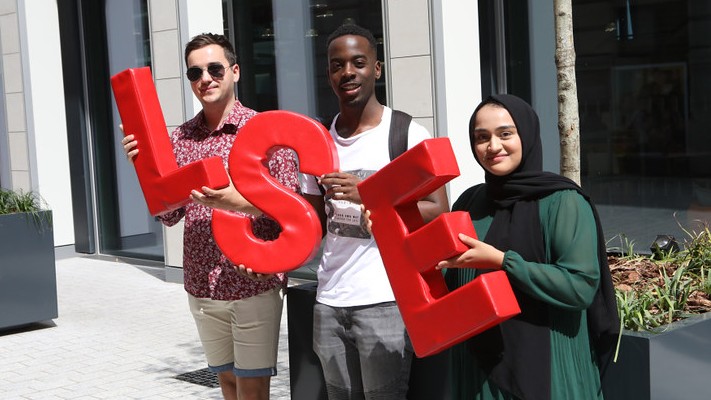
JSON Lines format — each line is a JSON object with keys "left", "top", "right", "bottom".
{"left": 438, "top": 94, "right": 619, "bottom": 400}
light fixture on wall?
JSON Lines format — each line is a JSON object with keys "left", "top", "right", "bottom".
{"left": 315, "top": 10, "right": 333, "bottom": 18}
{"left": 261, "top": 28, "right": 274, "bottom": 39}
{"left": 306, "top": 28, "right": 318, "bottom": 38}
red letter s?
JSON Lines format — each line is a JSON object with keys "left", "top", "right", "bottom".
{"left": 211, "top": 111, "right": 339, "bottom": 274}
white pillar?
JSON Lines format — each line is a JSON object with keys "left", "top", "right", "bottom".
{"left": 18, "top": 0, "right": 74, "bottom": 246}
{"left": 431, "top": 0, "right": 484, "bottom": 200}
{"left": 178, "top": 0, "right": 223, "bottom": 118}
{"left": 160, "top": 0, "right": 223, "bottom": 276}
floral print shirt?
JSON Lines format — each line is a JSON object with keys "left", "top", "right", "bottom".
{"left": 158, "top": 100, "right": 299, "bottom": 300}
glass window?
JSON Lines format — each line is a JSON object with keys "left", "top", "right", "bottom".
{"left": 575, "top": 0, "right": 711, "bottom": 251}
{"left": 477, "top": 0, "right": 532, "bottom": 104}
{"left": 76, "top": 0, "right": 163, "bottom": 261}
{"left": 100, "top": 0, "right": 164, "bottom": 261}
{"left": 223, "top": 0, "right": 385, "bottom": 119}
{"left": 59, "top": 0, "right": 164, "bottom": 260}
{"left": 223, "top": 0, "right": 385, "bottom": 278}
{"left": 494, "top": 1, "right": 710, "bottom": 252}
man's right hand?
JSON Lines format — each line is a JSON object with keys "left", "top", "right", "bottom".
{"left": 119, "top": 124, "right": 139, "bottom": 163}
{"left": 318, "top": 172, "right": 363, "bottom": 204}
{"left": 234, "top": 264, "right": 274, "bottom": 282}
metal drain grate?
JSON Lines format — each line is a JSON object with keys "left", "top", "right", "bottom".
{"left": 174, "top": 367, "right": 220, "bottom": 388}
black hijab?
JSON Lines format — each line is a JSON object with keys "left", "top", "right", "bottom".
{"left": 461, "top": 94, "right": 619, "bottom": 399}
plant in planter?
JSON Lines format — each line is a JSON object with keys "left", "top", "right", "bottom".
{"left": 0, "top": 188, "right": 57, "bottom": 330}
{"left": 602, "top": 224, "right": 711, "bottom": 400}
{"left": 0, "top": 188, "right": 43, "bottom": 214}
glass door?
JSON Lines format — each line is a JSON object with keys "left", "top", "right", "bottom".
{"left": 98, "top": 0, "right": 164, "bottom": 261}
{"left": 60, "top": 0, "right": 164, "bottom": 261}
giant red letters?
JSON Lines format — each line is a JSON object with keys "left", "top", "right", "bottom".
{"left": 111, "top": 67, "right": 229, "bottom": 216}
{"left": 211, "top": 111, "right": 339, "bottom": 274}
{"left": 112, "top": 67, "right": 517, "bottom": 352}
{"left": 358, "top": 138, "right": 521, "bottom": 357}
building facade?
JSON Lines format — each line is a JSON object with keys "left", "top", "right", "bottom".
{"left": 0, "top": 0, "right": 708, "bottom": 278}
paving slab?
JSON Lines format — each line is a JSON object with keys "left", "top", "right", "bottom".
{"left": 0, "top": 256, "right": 293, "bottom": 399}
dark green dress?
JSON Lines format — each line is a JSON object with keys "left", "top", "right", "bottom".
{"left": 447, "top": 189, "right": 604, "bottom": 400}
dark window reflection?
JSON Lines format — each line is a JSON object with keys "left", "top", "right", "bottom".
{"left": 224, "top": 0, "right": 385, "bottom": 121}
{"left": 222, "top": 0, "right": 385, "bottom": 278}
{"left": 575, "top": 0, "right": 711, "bottom": 250}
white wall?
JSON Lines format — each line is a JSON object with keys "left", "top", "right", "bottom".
{"left": 0, "top": 1, "right": 30, "bottom": 191}
{"left": 18, "top": 0, "right": 74, "bottom": 246}
{"left": 178, "top": 0, "right": 223, "bottom": 119}
{"left": 431, "top": 0, "right": 484, "bottom": 201}
{"left": 385, "top": 0, "right": 435, "bottom": 135}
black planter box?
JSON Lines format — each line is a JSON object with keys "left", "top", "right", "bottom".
{"left": 0, "top": 210, "right": 57, "bottom": 329}
{"left": 602, "top": 312, "right": 711, "bottom": 400}
{"left": 286, "top": 282, "right": 450, "bottom": 400}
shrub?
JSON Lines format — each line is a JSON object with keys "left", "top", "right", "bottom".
{"left": 0, "top": 188, "right": 45, "bottom": 215}
{"left": 0, "top": 188, "right": 51, "bottom": 232}
{"left": 610, "top": 224, "right": 711, "bottom": 332}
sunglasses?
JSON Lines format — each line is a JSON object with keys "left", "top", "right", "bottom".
{"left": 186, "top": 63, "right": 229, "bottom": 82}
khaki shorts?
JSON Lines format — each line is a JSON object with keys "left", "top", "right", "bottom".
{"left": 188, "top": 288, "right": 284, "bottom": 377}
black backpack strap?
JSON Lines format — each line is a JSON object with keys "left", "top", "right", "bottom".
{"left": 389, "top": 110, "right": 412, "bottom": 161}
{"left": 317, "top": 110, "right": 410, "bottom": 195}
{"left": 321, "top": 109, "right": 409, "bottom": 169}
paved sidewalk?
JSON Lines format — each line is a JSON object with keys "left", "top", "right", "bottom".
{"left": 0, "top": 255, "right": 293, "bottom": 399}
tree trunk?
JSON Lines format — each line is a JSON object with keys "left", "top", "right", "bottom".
{"left": 554, "top": 0, "right": 581, "bottom": 185}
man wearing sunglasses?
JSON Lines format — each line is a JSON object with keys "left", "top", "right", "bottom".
{"left": 122, "top": 33, "right": 298, "bottom": 400}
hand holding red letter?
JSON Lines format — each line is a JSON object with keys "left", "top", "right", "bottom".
{"left": 111, "top": 67, "right": 229, "bottom": 215}
{"left": 211, "top": 110, "right": 339, "bottom": 274}
{"left": 358, "top": 138, "right": 521, "bottom": 357}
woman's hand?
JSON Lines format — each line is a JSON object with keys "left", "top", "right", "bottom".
{"left": 436, "top": 233, "right": 505, "bottom": 270}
